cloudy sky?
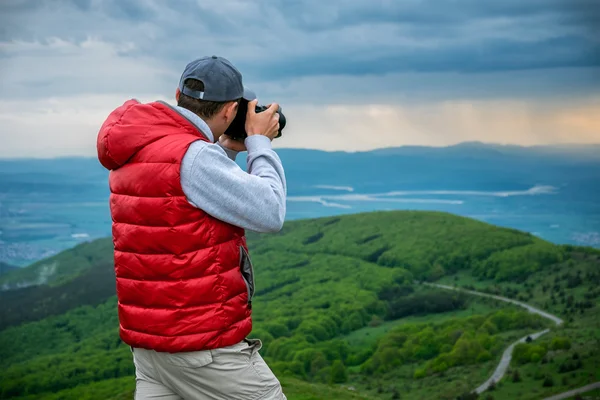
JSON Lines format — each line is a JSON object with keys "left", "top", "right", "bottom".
{"left": 0, "top": 0, "right": 599, "bottom": 157}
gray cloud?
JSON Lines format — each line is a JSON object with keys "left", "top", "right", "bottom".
{"left": 0, "top": 0, "right": 599, "bottom": 158}
{"left": 0, "top": 0, "right": 600, "bottom": 123}
{"left": 1, "top": 0, "right": 599, "bottom": 80}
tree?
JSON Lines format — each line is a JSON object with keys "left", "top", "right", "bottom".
{"left": 264, "top": 322, "right": 289, "bottom": 339}
{"left": 369, "top": 315, "right": 384, "bottom": 327}
{"left": 329, "top": 360, "right": 348, "bottom": 384}
{"left": 543, "top": 375, "right": 554, "bottom": 387}
{"left": 512, "top": 369, "right": 521, "bottom": 383}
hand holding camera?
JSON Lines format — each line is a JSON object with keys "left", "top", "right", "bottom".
{"left": 245, "top": 100, "right": 280, "bottom": 140}
{"left": 223, "top": 96, "right": 286, "bottom": 142}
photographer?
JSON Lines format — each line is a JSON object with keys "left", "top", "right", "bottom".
{"left": 96, "top": 55, "right": 287, "bottom": 399}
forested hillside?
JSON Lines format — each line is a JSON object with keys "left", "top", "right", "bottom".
{"left": 0, "top": 238, "right": 114, "bottom": 289}
{"left": 0, "top": 262, "right": 18, "bottom": 276}
{"left": 0, "top": 211, "right": 598, "bottom": 400}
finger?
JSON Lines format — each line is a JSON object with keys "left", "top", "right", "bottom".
{"left": 266, "top": 102, "right": 279, "bottom": 114}
{"left": 247, "top": 99, "right": 258, "bottom": 115}
{"left": 270, "top": 122, "right": 280, "bottom": 138}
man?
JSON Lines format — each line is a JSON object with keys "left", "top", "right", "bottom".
{"left": 96, "top": 55, "right": 287, "bottom": 400}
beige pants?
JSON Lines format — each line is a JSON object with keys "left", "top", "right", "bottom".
{"left": 131, "top": 338, "right": 287, "bottom": 400}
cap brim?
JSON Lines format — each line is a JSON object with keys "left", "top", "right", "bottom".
{"left": 242, "top": 87, "right": 257, "bottom": 101}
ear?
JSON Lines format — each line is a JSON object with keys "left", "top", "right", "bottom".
{"left": 224, "top": 101, "right": 239, "bottom": 122}
{"left": 175, "top": 88, "right": 181, "bottom": 102}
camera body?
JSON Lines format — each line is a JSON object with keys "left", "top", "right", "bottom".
{"left": 224, "top": 98, "right": 286, "bottom": 141}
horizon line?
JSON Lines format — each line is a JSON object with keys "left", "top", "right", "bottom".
{"left": 1, "top": 140, "right": 600, "bottom": 161}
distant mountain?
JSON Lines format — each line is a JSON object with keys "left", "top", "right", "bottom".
{"left": 271, "top": 141, "right": 600, "bottom": 197}
{"left": 369, "top": 141, "right": 600, "bottom": 161}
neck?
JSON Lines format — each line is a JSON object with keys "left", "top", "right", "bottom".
{"left": 205, "top": 120, "right": 222, "bottom": 141}
{"left": 173, "top": 105, "right": 215, "bottom": 143}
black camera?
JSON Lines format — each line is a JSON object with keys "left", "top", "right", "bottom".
{"left": 224, "top": 97, "right": 286, "bottom": 140}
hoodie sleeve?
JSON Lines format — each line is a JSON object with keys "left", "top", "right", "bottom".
{"left": 180, "top": 136, "right": 287, "bottom": 233}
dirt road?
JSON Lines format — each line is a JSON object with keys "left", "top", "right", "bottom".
{"left": 421, "top": 282, "right": 563, "bottom": 394}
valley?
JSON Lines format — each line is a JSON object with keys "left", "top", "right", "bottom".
{"left": 0, "top": 210, "right": 598, "bottom": 399}
{"left": 421, "top": 282, "right": 564, "bottom": 394}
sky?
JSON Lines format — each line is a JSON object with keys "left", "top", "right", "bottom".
{"left": 0, "top": 0, "right": 599, "bottom": 157}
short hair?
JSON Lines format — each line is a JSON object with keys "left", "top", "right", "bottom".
{"left": 177, "top": 78, "right": 240, "bottom": 119}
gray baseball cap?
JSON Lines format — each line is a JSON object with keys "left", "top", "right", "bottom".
{"left": 178, "top": 55, "right": 256, "bottom": 102}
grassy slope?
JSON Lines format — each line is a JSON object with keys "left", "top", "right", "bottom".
{"left": 0, "top": 259, "right": 115, "bottom": 329}
{"left": 16, "top": 376, "right": 375, "bottom": 400}
{"left": 343, "top": 302, "right": 499, "bottom": 348}
{"left": 0, "top": 210, "right": 598, "bottom": 400}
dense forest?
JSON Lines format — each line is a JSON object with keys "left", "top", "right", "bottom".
{"left": 0, "top": 211, "right": 598, "bottom": 399}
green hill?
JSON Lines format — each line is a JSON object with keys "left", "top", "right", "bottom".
{"left": 0, "top": 262, "right": 19, "bottom": 276}
{"left": 0, "top": 238, "right": 114, "bottom": 289}
{"left": 0, "top": 210, "right": 598, "bottom": 400}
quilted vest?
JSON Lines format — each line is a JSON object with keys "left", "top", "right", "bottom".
{"left": 97, "top": 99, "right": 252, "bottom": 352}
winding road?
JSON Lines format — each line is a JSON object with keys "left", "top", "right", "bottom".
{"left": 423, "top": 283, "right": 563, "bottom": 326}
{"left": 420, "top": 282, "right": 564, "bottom": 394}
{"left": 541, "top": 382, "right": 600, "bottom": 400}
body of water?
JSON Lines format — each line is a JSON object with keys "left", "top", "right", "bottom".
{"left": 2, "top": 145, "right": 599, "bottom": 265}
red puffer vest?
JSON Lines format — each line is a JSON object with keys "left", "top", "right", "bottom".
{"left": 96, "top": 99, "right": 252, "bottom": 352}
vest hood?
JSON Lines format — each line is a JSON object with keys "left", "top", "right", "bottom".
{"left": 97, "top": 99, "right": 199, "bottom": 170}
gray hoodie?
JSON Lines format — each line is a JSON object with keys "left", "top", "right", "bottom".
{"left": 174, "top": 105, "right": 287, "bottom": 233}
